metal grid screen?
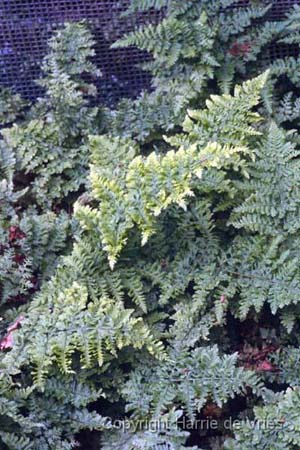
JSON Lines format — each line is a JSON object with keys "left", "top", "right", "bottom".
{"left": 0, "top": 0, "right": 163, "bottom": 104}
{"left": 0, "top": 0, "right": 300, "bottom": 105}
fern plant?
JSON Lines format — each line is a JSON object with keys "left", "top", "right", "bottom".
{"left": 0, "top": 371, "right": 111, "bottom": 450}
{"left": 2, "top": 12, "right": 300, "bottom": 450}
{"left": 76, "top": 73, "right": 267, "bottom": 267}
{"left": 1, "top": 22, "right": 102, "bottom": 209}
{"left": 111, "top": 0, "right": 300, "bottom": 142}
{"left": 224, "top": 388, "right": 300, "bottom": 450}
{"left": 0, "top": 75, "right": 273, "bottom": 449}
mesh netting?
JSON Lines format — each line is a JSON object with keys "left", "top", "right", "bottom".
{"left": 0, "top": 0, "right": 299, "bottom": 105}
{"left": 264, "top": 0, "right": 300, "bottom": 18}
{"left": 0, "top": 0, "right": 163, "bottom": 104}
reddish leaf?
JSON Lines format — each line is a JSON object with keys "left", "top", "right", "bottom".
{"left": 229, "top": 41, "right": 251, "bottom": 57}
{"left": 13, "top": 253, "right": 25, "bottom": 265}
{"left": 0, "top": 315, "right": 25, "bottom": 351}
{"left": 256, "top": 360, "right": 275, "bottom": 372}
{"left": 0, "top": 333, "right": 14, "bottom": 350}
{"left": 7, "top": 315, "right": 25, "bottom": 333}
{"left": 203, "top": 403, "right": 223, "bottom": 418}
{"left": 220, "top": 294, "right": 227, "bottom": 303}
{"left": 8, "top": 226, "right": 26, "bottom": 243}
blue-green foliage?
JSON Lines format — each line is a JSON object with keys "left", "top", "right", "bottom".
{"left": 2, "top": 22, "right": 102, "bottom": 209}
{"left": 1, "top": 6, "right": 300, "bottom": 450}
{"left": 0, "top": 74, "right": 287, "bottom": 449}
{"left": 111, "top": 1, "right": 300, "bottom": 142}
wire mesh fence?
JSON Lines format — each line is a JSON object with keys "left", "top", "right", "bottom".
{"left": 0, "top": 0, "right": 163, "bottom": 104}
{"left": 0, "top": 0, "right": 299, "bottom": 105}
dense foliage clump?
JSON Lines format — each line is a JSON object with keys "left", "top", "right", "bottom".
{"left": 1, "top": 2, "right": 300, "bottom": 449}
